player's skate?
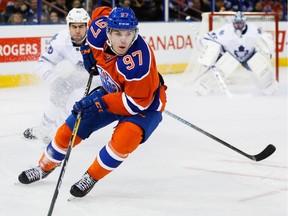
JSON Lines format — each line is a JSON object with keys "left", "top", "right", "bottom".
{"left": 23, "top": 128, "right": 37, "bottom": 139}
{"left": 23, "top": 125, "right": 52, "bottom": 145}
{"left": 18, "top": 166, "right": 54, "bottom": 184}
{"left": 70, "top": 172, "right": 97, "bottom": 197}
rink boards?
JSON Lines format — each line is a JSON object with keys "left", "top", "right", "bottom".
{"left": 0, "top": 22, "right": 287, "bottom": 87}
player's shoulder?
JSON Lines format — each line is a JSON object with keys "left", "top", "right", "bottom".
{"left": 206, "top": 23, "right": 232, "bottom": 40}
{"left": 131, "top": 35, "right": 150, "bottom": 53}
{"left": 116, "top": 35, "right": 153, "bottom": 80}
{"left": 247, "top": 22, "right": 262, "bottom": 34}
{"left": 49, "top": 29, "right": 70, "bottom": 46}
{"left": 90, "top": 6, "right": 112, "bottom": 21}
{"left": 87, "top": 16, "right": 108, "bottom": 49}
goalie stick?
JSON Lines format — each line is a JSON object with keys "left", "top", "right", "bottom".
{"left": 164, "top": 110, "right": 276, "bottom": 162}
{"left": 47, "top": 68, "right": 97, "bottom": 216}
{"left": 211, "top": 66, "right": 252, "bottom": 99}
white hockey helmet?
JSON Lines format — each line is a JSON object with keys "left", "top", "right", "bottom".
{"left": 66, "top": 8, "right": 90, "bottom": 26}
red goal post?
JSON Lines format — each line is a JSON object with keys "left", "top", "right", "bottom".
{"left": 200, "top": 12, "right": 280, "bottom": 80}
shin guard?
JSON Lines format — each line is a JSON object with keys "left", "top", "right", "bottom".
{"left": 39, "top": 123, "right": 82, "bottom": 171}
{"left": 88, "top": 122, "right": 143, "bottom": 180}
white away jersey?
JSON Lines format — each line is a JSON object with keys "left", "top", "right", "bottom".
{"left": 36, "top": 29, "right": 84, "bottom": 80}
{"left": 204, "top": 23, "right": 262, "bottom": 63}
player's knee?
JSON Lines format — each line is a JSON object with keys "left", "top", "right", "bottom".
{"left": 110, "top": 122, "right": 143, "bottom": 155}
{"left": 55, "top": 123, "right": 82, "bottom": 149}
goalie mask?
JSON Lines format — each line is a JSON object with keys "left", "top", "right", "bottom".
{"left": 233, "top": 11, "right": 246, "bottom": 37}
{"left": 106, "top": 7, "right": 139, "bottom": 55}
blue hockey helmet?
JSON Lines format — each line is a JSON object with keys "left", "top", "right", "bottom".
{"left": 106, "top": 7, "right": 139, "bottom": 55}
{"left": 107, "top": 7, "right": 138, "bottom": 30}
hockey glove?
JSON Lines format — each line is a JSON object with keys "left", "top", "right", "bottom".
{"left": 80, "top": 44, "right": 98, "bottom": 75}
{"left": 72, "top": 91, "right": 108, "bottom": 118}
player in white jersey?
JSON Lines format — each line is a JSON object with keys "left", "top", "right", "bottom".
{"left": 23, "top": 8, "right": 100, "bottom": 144}
{"left": 192, "top": 11, "right": 279, "bottom": 96}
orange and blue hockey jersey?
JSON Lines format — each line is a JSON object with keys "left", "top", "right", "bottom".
{"left": 87, "top": 7, "right": 166, "bottom": 116}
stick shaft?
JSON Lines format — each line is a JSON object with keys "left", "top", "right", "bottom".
{"left": 211, "top": 66, "right": 233, "bottom": 97}
{"left": 47, "top": 73, "right": 94, "bottom": 216}
{"left": 163, "top": 110, "right": 274, "bottom": 161}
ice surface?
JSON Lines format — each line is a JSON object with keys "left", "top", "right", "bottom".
{"left": 0, "top": 69, "right": 287, "bottom": 216}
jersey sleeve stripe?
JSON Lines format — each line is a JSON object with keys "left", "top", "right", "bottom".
{"left": 121, "top": 93, "right": 138, "bottom": 115}
{"left": 39, "top": 56, "right": 57, "bottom": 65}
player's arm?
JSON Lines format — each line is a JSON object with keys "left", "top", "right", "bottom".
{"left": 72, "top": 68, "right": 161, "bottom": 117}
{"left": 36, "top": 33, "right": 65, "bottom": 84}
{"left": 102, "top": 69, "right": 160, "bottom": 116}
{"left": 82, "top": 9, "right": 112, "bottom": 74}
{"left": 36, "top": 42, "right": 74, "bottom": 105}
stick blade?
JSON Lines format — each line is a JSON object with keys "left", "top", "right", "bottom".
{"left": 253, "top": 144, "right": 276, "bottom": 162}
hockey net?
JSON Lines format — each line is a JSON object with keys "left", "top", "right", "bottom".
{"left": 183, "top": 12, "right": 279, "bottom": 85}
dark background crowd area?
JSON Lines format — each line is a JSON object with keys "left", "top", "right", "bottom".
{"left": 0, "top": 0, "right": 287, "bottom": 25}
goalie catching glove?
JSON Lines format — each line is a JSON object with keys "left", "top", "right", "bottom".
{"left": 72, "top": 89, "right": 108, "bottom": 119}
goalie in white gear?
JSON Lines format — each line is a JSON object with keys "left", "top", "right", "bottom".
{"left": 192, "top": 11, "right": 279, "bottom": 96}
{"left": 23, "top": 8, "right": 100, "bottom": 144}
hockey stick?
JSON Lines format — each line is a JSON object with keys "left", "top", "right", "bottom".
{"left": 164, "top": 110, "right": 276, "bottom": 162}
{"left": 47, "top": 70, "right": 96, "bottom": 216}
{"left": 211, "top": 66, "right": 252, "bottom": 99}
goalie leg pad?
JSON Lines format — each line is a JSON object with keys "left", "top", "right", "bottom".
{"left": 262, "top": 81, "right": 279, "bottom": 96}
{"left": 197, "top": 40, "right": 221, "bottom": 67}
{"left": 193, "top": 70, "right": 218, "bottom": 96}
{"left": 247, "top": 52, "right": 279, "bottom": 95}
{"left": 215, "top": 52, "right": 241, "bottom": 79}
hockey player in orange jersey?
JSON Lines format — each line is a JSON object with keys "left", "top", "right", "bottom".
{"left": 18, "top": 6, "right": 167, "bottom": 198}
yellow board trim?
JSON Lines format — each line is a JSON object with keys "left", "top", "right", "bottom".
{"left": 279, "top": 58, "right": 288, "bottom": 67}
{"left": 0, "top": 58, "right": 287, "bottom": 88}
{"left": 0, "top": 74, "right": 39, "bottom": 88}
{"left": 158, "top": 63, "right": 187, "bottom": 74}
